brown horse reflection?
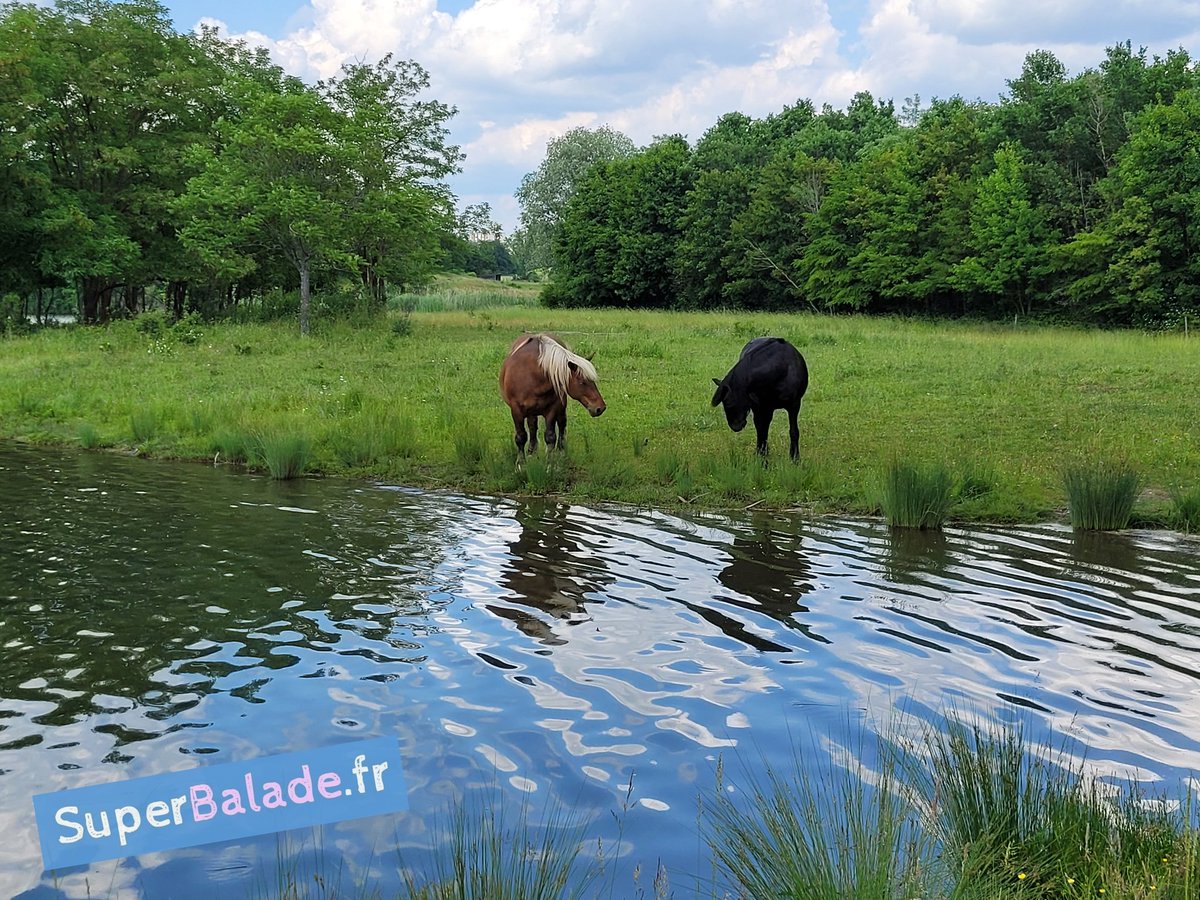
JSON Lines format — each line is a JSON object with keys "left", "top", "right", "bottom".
{"left": 489, "top": 501, "right": 612, "bottom": 646}
{"left": 499, "top": 333, "right": 605, "bottom": 453}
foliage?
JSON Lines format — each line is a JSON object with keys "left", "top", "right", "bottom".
{"left": 513, "top": 125, "right": 637, "bottom": 272}
{"left": 530, "top": 45, "right": 1200, "bottom": 327}
{"left": 546, "top": 135, "right": 693, "bottom": 308}
{"left": 0, "top": 2, "right": 459, "bottom": 329}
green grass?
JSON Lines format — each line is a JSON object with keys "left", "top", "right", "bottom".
{"left": 1064, "top": 461, "right": 1142, "bottom": 530}
{"left": 3, "top": 306, "right": 1200, "bottom": 524}
{"left": 878, "top": 461, "right": 955, "bottom": 529}
{"left": 919, "top": 717, "right": 1200, "bottom": 898}
{"left": 253, "top": 431, "right": 312, "bottom": 480}
{"left": 707, "top": 717, "right": 1200, "bottom": 900}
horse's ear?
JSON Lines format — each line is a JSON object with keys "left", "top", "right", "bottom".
{"left": 711, "top": 380, "right": 727, "bottom": 406}
{"left": 585, "top": 352, "right": 595, "bottom": 362}
{"left": 567, "top": 360, "right": 578, "bottom": 373}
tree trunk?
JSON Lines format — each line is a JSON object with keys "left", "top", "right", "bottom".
{"left": 299, "top": 259, "right": 311, "bottom": 335}
{"left": 81, "top": 276, "right": 105, "bottom": 325}
{"left": 361, "top": 266, "right": 387, "bottom": 307}
{"left": 168, "top": 280, "right": 187, "bottom": 320}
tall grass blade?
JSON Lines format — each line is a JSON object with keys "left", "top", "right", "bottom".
{"left": 402, "top": 799, "right": 597, "bottom": 900}
{"left": 707, "top": 732, "right": 929, "bottom": 900}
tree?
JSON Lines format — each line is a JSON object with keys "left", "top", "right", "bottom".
{"left": 1071, "top": 90, "right": 1200, "bottom": 325}
{"left": 318, "top": 55, "right": 461, "bottom": 304}
{"left": 0, "top": 0, "right": 222, "bottom": 321}
{"left": 549, "top": 136, "right": 692, "bottom": 308}
{"left": 514, "top": 125, "right": 636, "bottom": 272}
{"left": 953, "top": 143, "right": 1058, "bottom": 317}
{"left": 177, "top": 77, "right": 354, "bottom": 334}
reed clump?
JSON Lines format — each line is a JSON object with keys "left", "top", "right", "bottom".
{"left": 1170, "top": 485, "right": 1200, "bottom": 533}
{"left": 1064, "top": 461, "right": 1141, "bottom": 530}
{"left": 253, "top": 431, "right": 312, "bottom": 480}
{"left": 879, "top": 461, "right": 954, "bottom": 529}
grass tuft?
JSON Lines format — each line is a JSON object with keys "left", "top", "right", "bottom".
{"left": 77, "top": 422, "right": 101, "bottom": 449}
{"left": 1169, "top": 485, "right": 1200, "bottom": 534}
{"left": 253, "top": 431, "right": 312, "bottom": 480}
{"left": 402, "top": 799, "right": 598, "bottom": 900}
{"left": 708, "top": 731, "right": 930, "bottom": 900}
{"left": 1064, "top": 461, "right": 1141, "bottom": 530}
{"left": 879, "top": 461, "right": 954, "bottom": 529}
{"left": 129, "top": 408, "right": 160, "bottom": 444}
{"left": 450, "top": 420, "right": 490, "bottom": 469}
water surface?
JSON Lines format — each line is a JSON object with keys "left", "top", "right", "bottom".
{"left": 2, "top": 446, "right": 1200, "bottom": 897}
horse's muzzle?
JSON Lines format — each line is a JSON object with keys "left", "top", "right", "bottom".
{"left": 589, "top": 405, "right": 606, "bottom": 417}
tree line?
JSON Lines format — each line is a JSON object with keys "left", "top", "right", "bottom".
{"left": 0, "top": 0, "right": 501, "bottom": 333}
{"left": 529, "top": 45, "right": 1199, "bottom": 328}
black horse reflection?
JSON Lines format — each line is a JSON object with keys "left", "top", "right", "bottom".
{"left": 712, "top": 516, "right": 822, "bottom": 649}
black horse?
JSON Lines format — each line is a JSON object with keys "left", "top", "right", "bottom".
{"left": 711, "top": 337, "right": 809, "bottom": 460}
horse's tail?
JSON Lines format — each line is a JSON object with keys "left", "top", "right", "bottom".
{"left": 537, "top": 335, "right": 598, "bottom": 399}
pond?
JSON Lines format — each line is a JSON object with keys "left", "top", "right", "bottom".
{"left": 2, "top": 445, "right": 1200, "bottom": 897}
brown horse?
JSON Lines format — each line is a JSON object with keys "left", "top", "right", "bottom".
{"left": 499, "top": 333, "right": 605, "bottom": 453}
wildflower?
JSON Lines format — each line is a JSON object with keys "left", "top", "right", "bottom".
{"left": 1018, "top": 873, "right": 1027, "bottom": 881}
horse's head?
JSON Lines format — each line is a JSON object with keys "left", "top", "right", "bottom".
{"left": 569, "top": 362, "right": 606, "bottom": 417}
{"left": 712, "top": 378, "right": 748, "bottom": 431}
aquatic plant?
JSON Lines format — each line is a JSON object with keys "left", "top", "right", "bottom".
{"left": 210, "top": 427, "right": 251, "bottom": 464}
{"left": 1064, "top": 461, "right": 1141, "bottom": 530}
{"left": 76, "top": 421, "right": 100, "bottom": 449}
{"left": 918, "top": 716, "right": 1198, "bottom": 898}
{"left": 879, "top": 461, "right": 954, "bottom": 529}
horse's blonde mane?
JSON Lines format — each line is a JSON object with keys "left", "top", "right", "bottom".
{"left": 535, "top": 334, "right": 598, "bottom": 399}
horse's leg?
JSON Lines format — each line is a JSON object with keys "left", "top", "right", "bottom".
{"left": 512, "top": 410, "right": 528, "bottom": 455}
{"left": 554, "top": 408, "right": 567, "bottom": 450}
{"left": 787, "top": 404, "right": 801, "bottom": 461}
{"left": 752, "top": 408, "right": 773, "bottom": 457}
{"left": 526, "top": 414, "right": 539, "bottom": 453}
{"left": 545, "top": 402, "right": 565, "bottom": 450}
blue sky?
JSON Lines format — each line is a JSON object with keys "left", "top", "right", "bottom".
{"left": 159, "top": 0, "right": 1200, "bottom": 234}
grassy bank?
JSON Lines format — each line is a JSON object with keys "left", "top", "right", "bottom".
{"left": 2, "top": 302, "right": 1198, "bottom": 525}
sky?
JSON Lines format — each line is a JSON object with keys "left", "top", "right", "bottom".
{"left": 155, "top": 0, "right": 1200, "bottom": 234}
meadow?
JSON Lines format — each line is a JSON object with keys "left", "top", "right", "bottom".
{"left": 2, "top": 289, "right": 1199, "bottom": 526}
